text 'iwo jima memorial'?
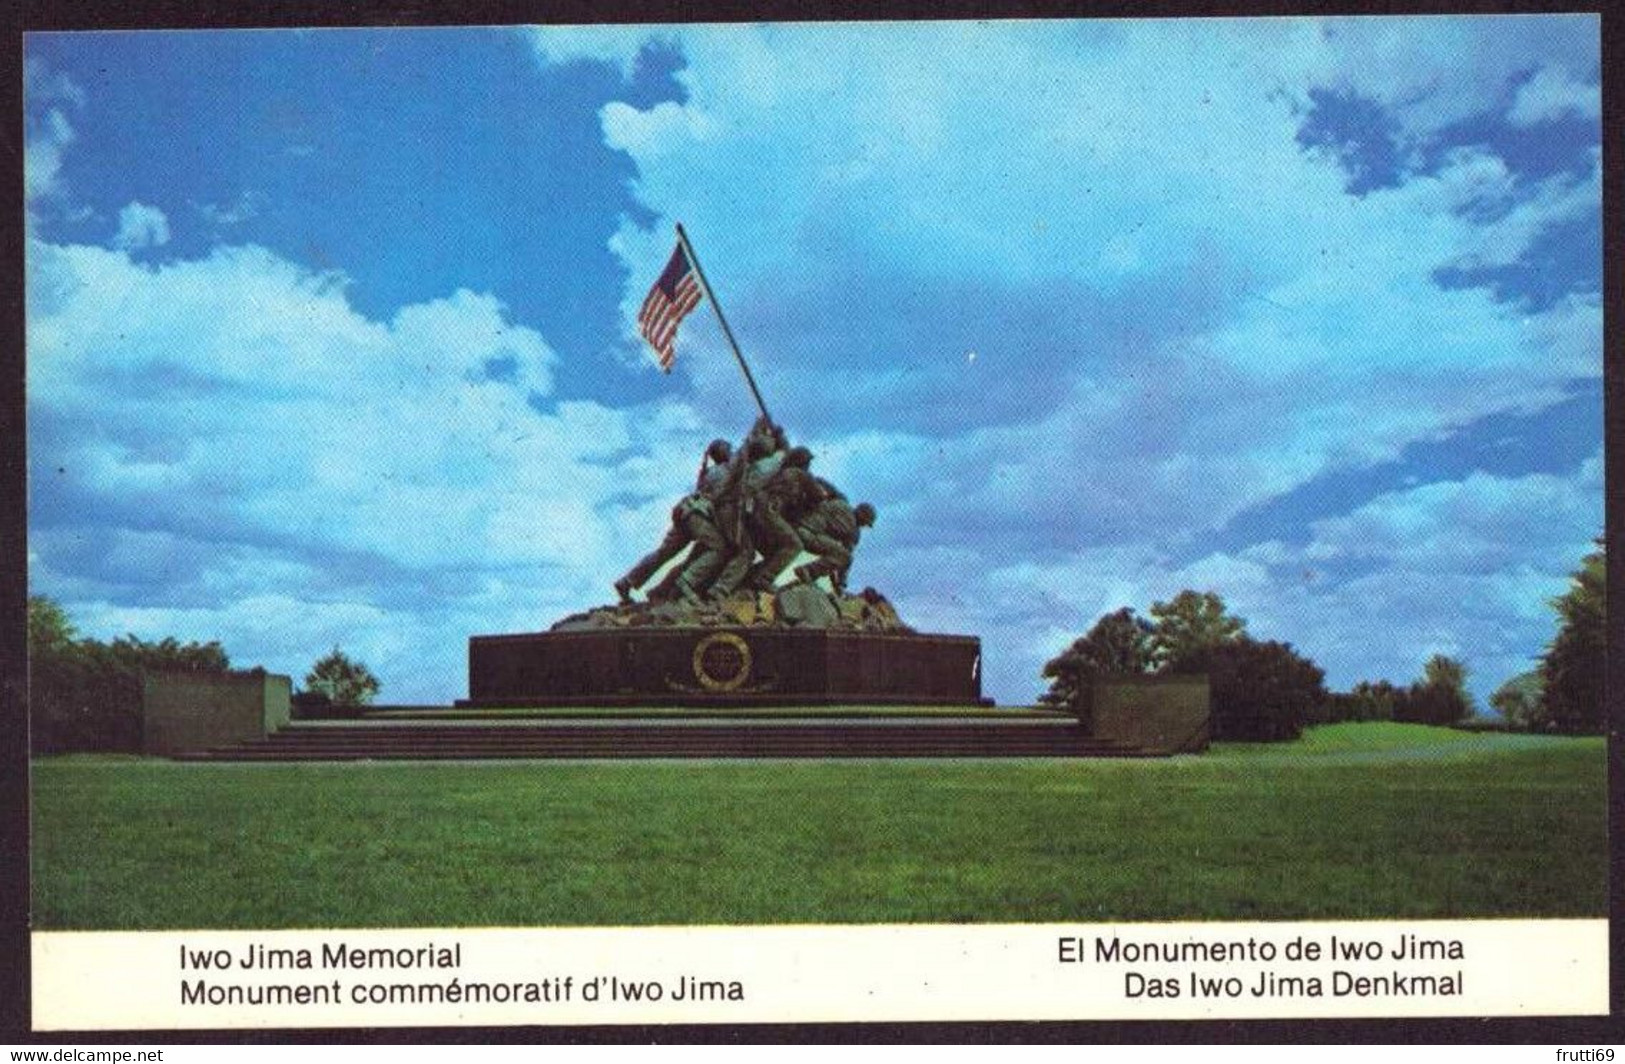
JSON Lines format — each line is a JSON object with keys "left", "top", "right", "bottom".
{"left": 168, "top": 227, "right": 1209, "bottom": 761}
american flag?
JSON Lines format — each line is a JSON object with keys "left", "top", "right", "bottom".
{"left": 637, "top": 243, "right": 703, "bottom": 372}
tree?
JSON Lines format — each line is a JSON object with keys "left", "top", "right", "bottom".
{"left": 109, "top": 633, "right": 230, "bottom": 673}
{"left": 1422, "top": 654, "right": 1467, "bottom": 693}
{"left": 1172, "top": 637, "right": 1325, "bottom": 741}
{"left": 1489, "top": 670, "right": 1546, "bottom": 731}
{"left": 1039, "top": 607, "right": 1156, "bottom": 711}
{"left": 1540, "top": 544, "right": 1605, "bottom": 734}
{"left": 303, "top": 647, "right": 380, "bottom": 707}
{"left": 28, "top": 596, "right": 76, "bottom": 654}
{"left": 1396, "top": 654, "right": 1473, "bottom": 726}
{"left": 1149, "top": 590, "right": 1248, "bottom": 671}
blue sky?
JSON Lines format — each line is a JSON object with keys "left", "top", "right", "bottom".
{"left": 25, "top": 18, "right": 1602, "bottom": 708}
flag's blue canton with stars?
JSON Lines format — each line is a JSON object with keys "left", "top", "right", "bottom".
{"left": 637, "top": 243, "right": 702, "bottom": 372}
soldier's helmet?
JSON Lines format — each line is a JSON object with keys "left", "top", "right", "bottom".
{"left": 745, "top": 426, "right": 776, "bottom": 459}
{"left": 855, "top": 503, "right": 876, "bottom": 527}
{"left": 784, "top": 446, "right": 813, "bottom": 469}
{"left": 706, "top": 439, "right": 732, "bottom": 463}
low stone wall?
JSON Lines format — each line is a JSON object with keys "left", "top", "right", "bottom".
{"left": 142, "top": 671, "right": 291, "bottom": 756}
{"left": 1089, "top": 675, "right": 1210, "bottom": 754}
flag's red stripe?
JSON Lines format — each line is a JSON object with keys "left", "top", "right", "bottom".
{"left": 636, "top": 242, "right": 703, "bottom": 369}
{"left": 642, "top": 290, "right": 699, "bottom": 353}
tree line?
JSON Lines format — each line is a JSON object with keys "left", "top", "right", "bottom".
{"left": 1040, "top": 541, "right": 1604, "bottom": 741}
{"left": 27, "top": 596, "right": 380, "bottom": 753}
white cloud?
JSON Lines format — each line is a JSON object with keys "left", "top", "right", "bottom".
{"left": 524, "top": 25, "right": 675, "bottom": 81}
{"left": 28, "top": 236, "right": 731, "bottom": 698}
{"left": 111, "top": 202, "right": 171, "bottom": 250}
{"left": 24, "top": 57, "right": 87, "bottom": 108}
{"left": 1296, "top": 456, "right": 1602, "bottom": 569}
{"left": 25, "top": 60, "right": 86, "bottom": 222}
{"left": 196, "top": 190, "right": 267, "bottom": 228}
{"left": 25, "top": 109, "right": 74, "bottom": 208}
{"left": 1507, "top": 66, "right": 1601, "bottom": 127}
{"left": 1302, "top": 14, "right": 1598, "bottom": 140}
{"left": 965, "top": 454, "right": 1602, "bottom": 705}
{"left": 1440, "top": 149, "right": 1601, "bottom": 272}
{"left": 588, "top": 20, "right": 1596, "bottom": 440}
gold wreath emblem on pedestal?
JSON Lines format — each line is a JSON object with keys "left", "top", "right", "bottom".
{"left": 691, "top": 632, "right": 753, "bottom": 692}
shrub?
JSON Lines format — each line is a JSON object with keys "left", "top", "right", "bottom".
{"left": 29, "top": 640, "right": 145, "bottom": 754}
{"left": 1039, "top": 591, "right": 1325, "bottom": 742}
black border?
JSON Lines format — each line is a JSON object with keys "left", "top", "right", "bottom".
{"left": 4, "top": 0, "right": 1620, "bottom": 1045}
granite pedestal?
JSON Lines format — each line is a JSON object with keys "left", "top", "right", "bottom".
{"left": 459, "top": 627, "right": 989, "bottom": 707}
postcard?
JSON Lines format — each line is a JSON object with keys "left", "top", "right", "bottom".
{"left": 21, "top": 13, "right": 1608, "bottom": 1036}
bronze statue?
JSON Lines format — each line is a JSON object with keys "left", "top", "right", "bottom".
{"left": 616, "top": 417, "right": 874, "bottom": 606}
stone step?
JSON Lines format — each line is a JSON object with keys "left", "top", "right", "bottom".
{"left": 257, "top": 723, "right": 1091, "bottom": 739}
{"left": 178, "top": 746, "right": 1157, "bottom": 761}
{"left": 174, "top": 718, "right": 1160, "bottom": 761}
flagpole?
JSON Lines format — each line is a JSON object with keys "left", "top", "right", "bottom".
{"left": 674, "top": 223, "right": 773, "bottom": 424}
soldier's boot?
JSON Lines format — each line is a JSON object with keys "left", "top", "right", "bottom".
{"left": 613, "top": 577, "right": 633, "bottom": 604}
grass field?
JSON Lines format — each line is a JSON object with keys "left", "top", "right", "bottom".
{"left": 30, "top": 723, "right": 1607, "bottom": 929}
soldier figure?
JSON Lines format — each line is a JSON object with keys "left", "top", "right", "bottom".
{"left": 614, "top": 439, "right": 733, "bottom": 606}
{"left": 794, "top": 492, "right": 875, "bottom": 594}
{"left": 743, "top": 446, "right": 821, "bottom": 592}
{"left": 708, "top": 418, "right": 792, "bottom": 598}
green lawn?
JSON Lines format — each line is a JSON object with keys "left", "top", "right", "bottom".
{"left": 30, "top": 724, "right": 1606, "bottom": 929}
